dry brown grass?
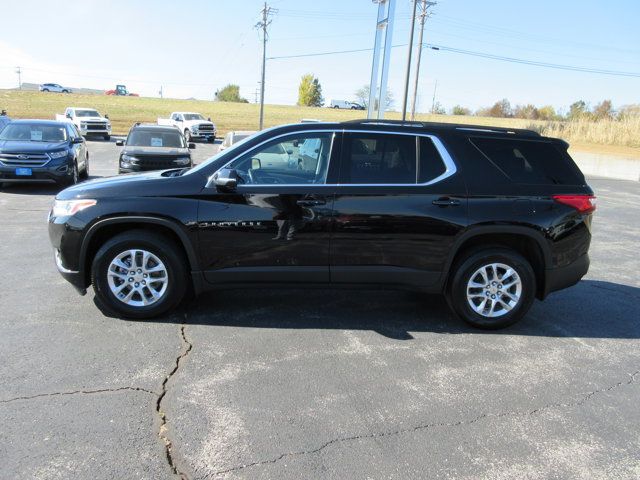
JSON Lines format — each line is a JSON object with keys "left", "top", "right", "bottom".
{"left": 2, "top": 90, "right": 638, "bottom": 154}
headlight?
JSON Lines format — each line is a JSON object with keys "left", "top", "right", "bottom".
{"left": 121, "top": 154, "right": 138, "bottom": 163}
{"left": 106, "top": 122, "right": 111, "bottom": 129}
{"left": 52, "top": 199, "right": 97, "bottom": 217}
{"left": 190, "top": 125, "right": 198, "bottom": 132}
{"left": 80, "top": 122, "right": 87, "bottom": 128}
{"left": 174, "top": 157, "right": 191, "bottom": 165}
{"left": 49, "top": 150, "right": 68, "bottom": 159}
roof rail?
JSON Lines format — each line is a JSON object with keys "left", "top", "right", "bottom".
{"left": 454, "top": 126, "right": 540, "bottom": 137}
{"left": 343, "top": 119, "right": 425, "bottom": 128}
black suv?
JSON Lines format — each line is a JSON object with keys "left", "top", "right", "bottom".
{"left": 116, "top": 124, "right": 194, "bottom": 173}
{"left": 48, "top": 120, "right": 595, "bottom": 329}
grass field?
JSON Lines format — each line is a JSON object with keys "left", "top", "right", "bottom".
{"left": 2, "top": 90, "right": 638, "bottom": 157}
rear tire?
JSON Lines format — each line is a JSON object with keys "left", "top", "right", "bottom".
{"left": 91, "top": 231, "right": 188, "bottom": 319}
{"left": 42, "top": 88, "right": 49, "bottom": 92}
{"left": 447, "top": 248, "right": 535, "bottom": 329}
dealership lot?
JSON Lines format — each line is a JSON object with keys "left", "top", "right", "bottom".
{"left": 1, "top": 140, "right": 639, "bottom": 479}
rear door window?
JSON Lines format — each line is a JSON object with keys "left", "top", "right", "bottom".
{"left": 341, "top": 133, "right": 417, "bottom": 184}
{"left": 470, "top": 137, "right": 583, "bottom": 185}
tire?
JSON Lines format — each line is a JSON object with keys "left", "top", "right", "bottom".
{"left": 60, "top": 161, "right": 79, "bottom": 187}
{"left": 184, "top": 129, "right": 192, "bottom": 142}
{"left": 91, "top": 231, "right": 188, "bottom": 319}
{"left": 62, "top": 90, "right": 69, "bottom": 93}
{"left": 447, "top": 248, "right": 536, "bottom": 329}
{"left": 104, "top": 135, "right": 111, "bottom": 141}
{"left": 333, "top": 105, "right": 339, "bottom": 109}
{"left": 42, "top": 88, "right": 49, "bottom": 92}
{"left": 80, "top": 154, "right": 89, "bottom": 179}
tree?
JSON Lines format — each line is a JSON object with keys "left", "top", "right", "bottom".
{"left": 537, "top": 105, "right": 559, "bottom": 121}
{"left": 431, "top": 101, "right": 446, "bottom": 115}
{"left": 514, "top": 104, "right": 539, "bottom": 120}
{"left": 567, "top": 100, "right": 589, "bottom": 120}
{"left": 451, "top": 105, "right": 471, "bottom": 116}
{"left": 215, "top": 84, "right": 248, "bottom": 103}
{"left": 488, "top": 98, "right": 512, "bottom": 118}
{"left": 593, "top": 100, "right": 614, "bottom": 120}
{"left": 354, "top": 85, "right": 394, "bottom": 109}
{"left": 618, "top": 104, "right": 640, "bottom": 119}
{"left": 297, "top": 74, "right": 324, "bottom": 107}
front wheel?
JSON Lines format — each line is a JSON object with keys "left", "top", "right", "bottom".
{"left": 91, "top": 231, "right": 188, "bottom": 319}
{"left": 60, "top": 161, "right": 79, "bottom": 187}
{"left": 184, "top": 129, "right": 192, "bottom": 142}
{"left": 447, "top": 248, "right": 536, "bottom": 329}
{"left": 104, "top": 134, "right": 111, "bottom": 141}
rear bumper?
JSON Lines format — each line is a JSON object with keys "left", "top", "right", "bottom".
{"left": 543, "top": 253, "right": 590, "bottom": 298}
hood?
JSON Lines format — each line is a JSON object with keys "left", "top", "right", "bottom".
{"left": 0, "top": 139, "right": 69, "bottom": 153}
{"left": 122, "top": 146, "right": 190, "bottom": 156}
{"left": 56, "top": 169, "right": 186, "bottom": 200}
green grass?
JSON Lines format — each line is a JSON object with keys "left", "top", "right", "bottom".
{"left": 2, "top": 90, "right": 639, "bottom": 156}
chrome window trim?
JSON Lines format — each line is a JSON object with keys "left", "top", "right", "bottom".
{"left": 208, "top": 128, "right": 457, "bottom": 188}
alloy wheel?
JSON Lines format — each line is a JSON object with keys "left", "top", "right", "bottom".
{"left": 466, "top": 262, "right": 522, "bottom": 318}
{"left": 107, "top": 249, "right": 168, "bottom": 307}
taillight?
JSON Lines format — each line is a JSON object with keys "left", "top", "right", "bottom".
{"left": 552, "top": 194, "right": 596, "bottom": 214}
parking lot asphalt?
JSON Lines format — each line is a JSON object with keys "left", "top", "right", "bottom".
{"left": 1, "top": 139, "right": 639, "bottom": 479}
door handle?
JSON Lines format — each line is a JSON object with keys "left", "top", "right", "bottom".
{"left": 297, "top": 199, "right": 326, "bottom": 206}
{"left": 432, "top": 198, "right": 461, "bottom": 207}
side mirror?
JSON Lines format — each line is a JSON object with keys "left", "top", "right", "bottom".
{"left": 72, "top": 137, "right": 84, "bottom": 144}
{"left": 251, "top": 158, "right": 261, "bottom": 170}
{"left": 115, "top": 140, "right": 124, "bottom": 146}
{"left": 66, "top": 113, "right": 72, "bottom": 119}
{"left": 286, "top": 149, "right": 293, "bottom": 155}
{"left": 188, "top": 142, "right": 196, "bottom": 149}
{"left": 207, "top": 117, "right": 211, "bottom": 121}
{"left": 105, "top": 114, "right": 109, "bottom": 119}
{"left": 209, "top": 168, "right": 240, "bottom": 191}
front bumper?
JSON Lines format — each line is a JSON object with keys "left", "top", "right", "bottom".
{"left": 80, "top": 126, "right": 111, "bottom": 136}
{"left": 0, "top": 163, "right": 73, "bottom": 184}
{"left": 190, "top": 130, "right": 216, "bottom": 139}
{"left": 543, "top": 253, "right": 590, "bottom": 298}
{"left": 54, "top": 249, "right": 86, "bottom": 295}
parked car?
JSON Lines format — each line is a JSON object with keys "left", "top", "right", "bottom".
{"left": 0, "top": 110, "right": 11, "bottom": 132}
{"left": 157, "top": 112, "right": 217, "bottom": 142}
{"left": 105, "top": 84, "right": 139, "bottom": 96}
{"left": 330, "top": 99, "right": 363, "bottom": 109}
{"left": 0, "top": 120, "right": 88, "bottom": 186}
{"left": 48, "top": 120, "right": 595, "bottom": 328}
{"left": 116, "top": 123, "right": 194, "bottom": 174}
{"left": 40, "top": 83, "right": 72, "bottom": 93}
{"left": 55, "top": 107, "right": 111, "bottom": 140}
{"left": 219, "top": 131, "right": 256, "bottom": 152}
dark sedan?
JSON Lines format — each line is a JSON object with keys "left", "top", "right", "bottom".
{"left": 0, "top": 120, "right": 88, "bottom": 186}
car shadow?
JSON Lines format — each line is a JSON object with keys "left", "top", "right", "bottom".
{"left": 0, "top": 183, "right": 62, "bottom": 196}
{"left": 100, "top": 279, "right": 640, "bottom": 340}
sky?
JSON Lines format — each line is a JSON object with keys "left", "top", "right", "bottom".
{"left": 0, "top": 0, "right": 638, "bottom": 114}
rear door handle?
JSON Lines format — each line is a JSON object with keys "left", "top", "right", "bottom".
{"left": 432, "top": 198, "right": 461, "bottom": 207}
{"left": 297, "top": 199, "right": 326, "bottom": 206}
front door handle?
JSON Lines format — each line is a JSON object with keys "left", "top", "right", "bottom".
{"left": 432, "top": 198, "right": 461, "bottom": 207}
{"left": 297, "top": 199, "right": 326, "bottom": 206}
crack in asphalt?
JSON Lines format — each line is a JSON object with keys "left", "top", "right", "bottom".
{"left": 212, "top": 370, "right": 640, "bottom": 476}
{"left": 157, "top": 313, "right": 193, "bottom": 480}
{"left": 0, "top": 386, "right": 156, "bottom": 404}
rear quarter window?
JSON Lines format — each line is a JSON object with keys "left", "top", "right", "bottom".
{"left": 470, "top": 137, "right": 584, "bottom": 185}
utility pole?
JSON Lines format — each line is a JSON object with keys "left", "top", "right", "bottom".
{"left": 431, "top": 79, "right": 438, "bottom": 114}
{"left": 159, "top": 86, "right": 163, "bottom": 99}
{"left": 401, "top": 0, "right": 418, "bottom": 121}
{"left": 15, "top": 66, "right": 21, "bottom": 90}
{"left": 410, "top": 1, "right": 436, "bottom": 120}
{"left": 256, "top": 2, "right": 277, "bottom": 130}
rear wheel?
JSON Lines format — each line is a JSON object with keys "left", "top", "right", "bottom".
{"left": 447, "top": 248, "right": 535, "bottom": 329}
{"left": 42, "top": 88, "right": 49, "bottom": 92}
{"left": 91, "top": 231, "right": 188, "bottom": 319}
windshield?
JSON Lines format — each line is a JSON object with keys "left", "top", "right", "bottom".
{"left": 75, "top": 109, "right": 101, "bottom": 117}
{"left": 126, "top": 129, "right": 185, "bottom": 148}
{"left": 0, "top": 123, "right": 68, "bottom": 142}
{"left": 183, "top": 113, "right": 205, "bottom": 121}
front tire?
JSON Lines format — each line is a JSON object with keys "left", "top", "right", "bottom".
{"left": 80, "top": 154, "right": 89, "bottom": 179}
{"left": 104, "top": 134, "right": 111, "bottom": 141}
{"left": 60, "top": 161, "right": 79, "bottom": 187}
{"left": 447, "top": 248, "right": 535, "bottom": 329}
{"left": 184, "top": 129, "right": 192, "bottom": 142}
{"left": 91, "top": 231, "right": 188, "bottom": 319}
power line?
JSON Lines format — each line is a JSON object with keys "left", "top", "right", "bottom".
{"left": 268, "top": 42, "right": 640, "bottom": 78}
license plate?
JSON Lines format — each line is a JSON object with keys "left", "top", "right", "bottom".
{"left": 15, "top": 168, "right": 32, "bottom": 176}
